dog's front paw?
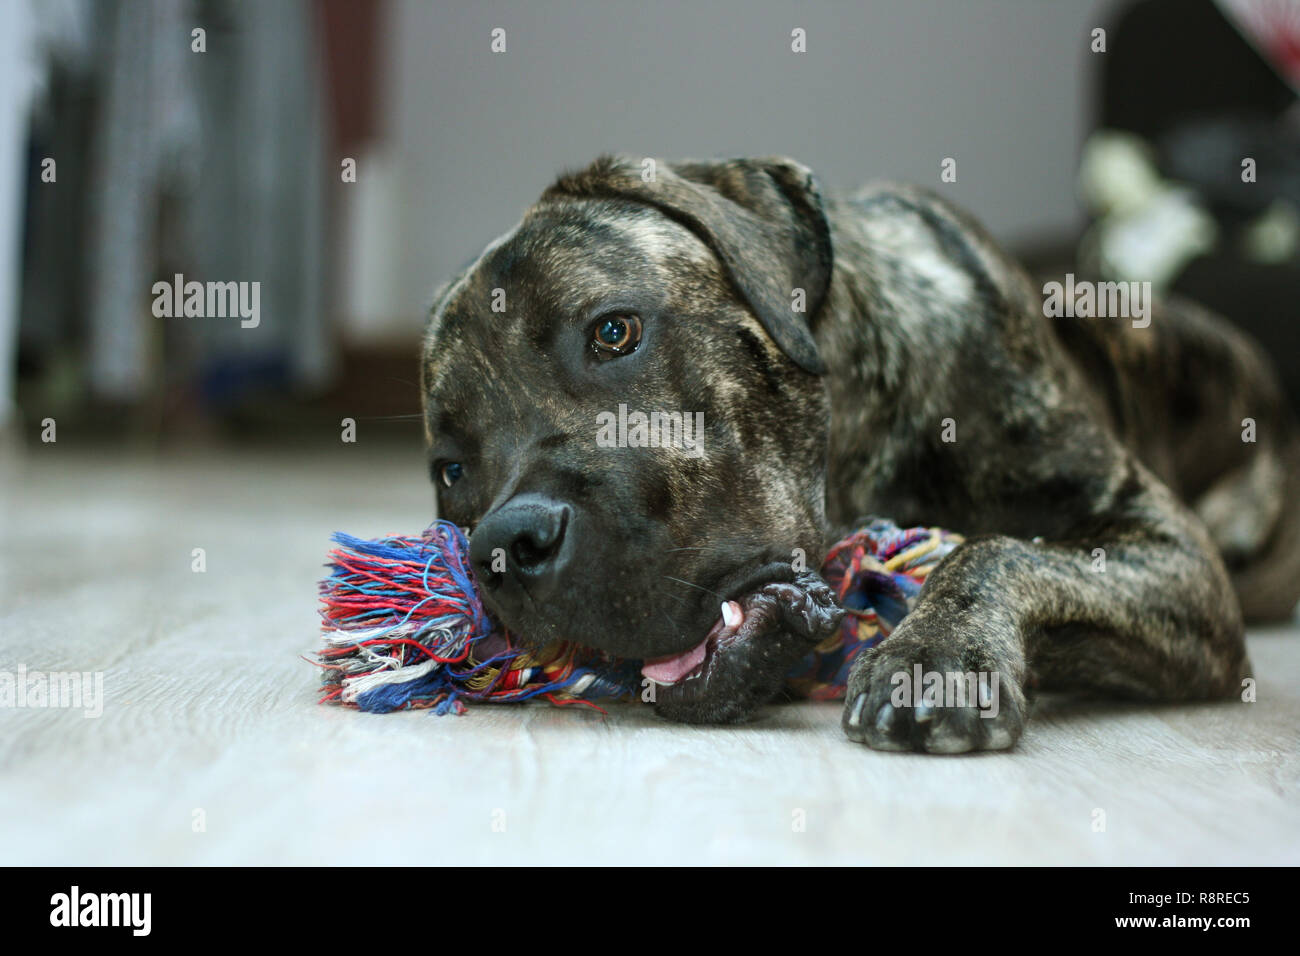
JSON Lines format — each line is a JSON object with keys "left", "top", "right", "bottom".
{"left": 841, "top": 613, "right": 1027, "bottom": 753}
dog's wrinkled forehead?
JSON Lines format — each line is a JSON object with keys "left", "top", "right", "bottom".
{"left": 422, "top": 198, "right": 723, "bottom": 397}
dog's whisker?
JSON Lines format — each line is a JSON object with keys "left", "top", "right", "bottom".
{"left": 657, "top": 588, "right": 691, "bottom": 609}
{"left": 661, "top": 575, "right": 722, "bottom": 599}
{"left": 385, "top": 375, "right": 424, "bottom": 393}
{"left": 657, "top": 607, "right": 686, "bottom": 644}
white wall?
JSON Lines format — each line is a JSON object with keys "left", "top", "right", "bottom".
{"left": 379, "top": 0, "right": 1116, "bottom": 322}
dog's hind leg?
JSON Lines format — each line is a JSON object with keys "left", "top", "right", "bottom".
{"left": 1052, "top": 295, "right": 1300, "bottom": 623}
{"left": 1197, "top": 433, "right": 1300, "bottom": 622}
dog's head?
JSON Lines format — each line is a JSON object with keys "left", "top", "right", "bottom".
{"left": 421, "top": 155, "right": 835, "bottom": 719}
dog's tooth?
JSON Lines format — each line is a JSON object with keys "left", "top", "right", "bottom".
{"left": 721, "top": 600, "right": 743, "bottom": 629}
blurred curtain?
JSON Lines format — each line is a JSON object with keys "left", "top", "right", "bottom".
{"left": 19, "top": 0, "right": 333, "bottom": 410}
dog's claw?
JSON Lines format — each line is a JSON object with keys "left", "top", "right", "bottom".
{"left": 841, "top": 613, "right": 1027, "bottom": 754}
{"left": 846, "top": 692, "right": 868, "bottom": 728}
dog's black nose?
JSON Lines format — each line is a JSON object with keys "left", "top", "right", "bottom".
{"left": 469, "top": 495, "right": 572, "bottom": 599}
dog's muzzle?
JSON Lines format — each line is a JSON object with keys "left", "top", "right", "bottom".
{"left": 469, "top": 494, "right": 573, "bottom": 611}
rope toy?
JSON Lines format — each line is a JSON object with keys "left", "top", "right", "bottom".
{"left": 314, "top": 518, "right": 962, "bottom": 715}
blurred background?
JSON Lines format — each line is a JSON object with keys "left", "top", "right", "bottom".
{"left": 0, "top": 0, "right": 1297, "bottom": 451}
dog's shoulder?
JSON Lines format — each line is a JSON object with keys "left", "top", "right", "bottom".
{"left": 827, "top": 180, "right": 1041, "bottom": 340}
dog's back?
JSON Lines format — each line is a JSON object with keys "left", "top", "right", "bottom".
{"left": 819, "top": 179, "right": 1297, "bottom": 624}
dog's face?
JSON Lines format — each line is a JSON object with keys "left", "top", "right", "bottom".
{"left": 421, "top": 156, "right": 835, "bottom": 715}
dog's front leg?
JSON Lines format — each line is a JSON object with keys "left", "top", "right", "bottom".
{"left": 842, "top": 471, "right": 1250, "bottom": 753}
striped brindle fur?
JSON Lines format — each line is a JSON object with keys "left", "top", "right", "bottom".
{"left": 421, "top": 155, "right": 1299, "bottom": 751}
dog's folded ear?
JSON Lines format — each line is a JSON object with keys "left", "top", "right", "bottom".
{"left": 544, "top": 155, "right": 833, "bottom": 375}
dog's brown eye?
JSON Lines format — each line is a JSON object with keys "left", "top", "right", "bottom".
{"left": 592, "top": 314, "right": 642, "bottom": 357}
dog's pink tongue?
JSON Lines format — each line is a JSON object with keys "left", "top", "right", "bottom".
{"left": 641, "top": 600, "right": 744, "bottom": 685}
{"left": 642, "top": 638, "right": 709, "bottom": 684}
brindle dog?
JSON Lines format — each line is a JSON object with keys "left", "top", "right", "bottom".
{"left": 420, "top": 155, "right": 1300, "bottom": 752}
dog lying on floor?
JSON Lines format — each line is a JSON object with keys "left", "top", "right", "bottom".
{"left": 419, "top": 155, "right": 1300, "bottom": 752}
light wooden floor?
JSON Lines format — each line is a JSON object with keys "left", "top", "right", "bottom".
{"left": 2, "top": 446, "right": 1297, "bottom": 865}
